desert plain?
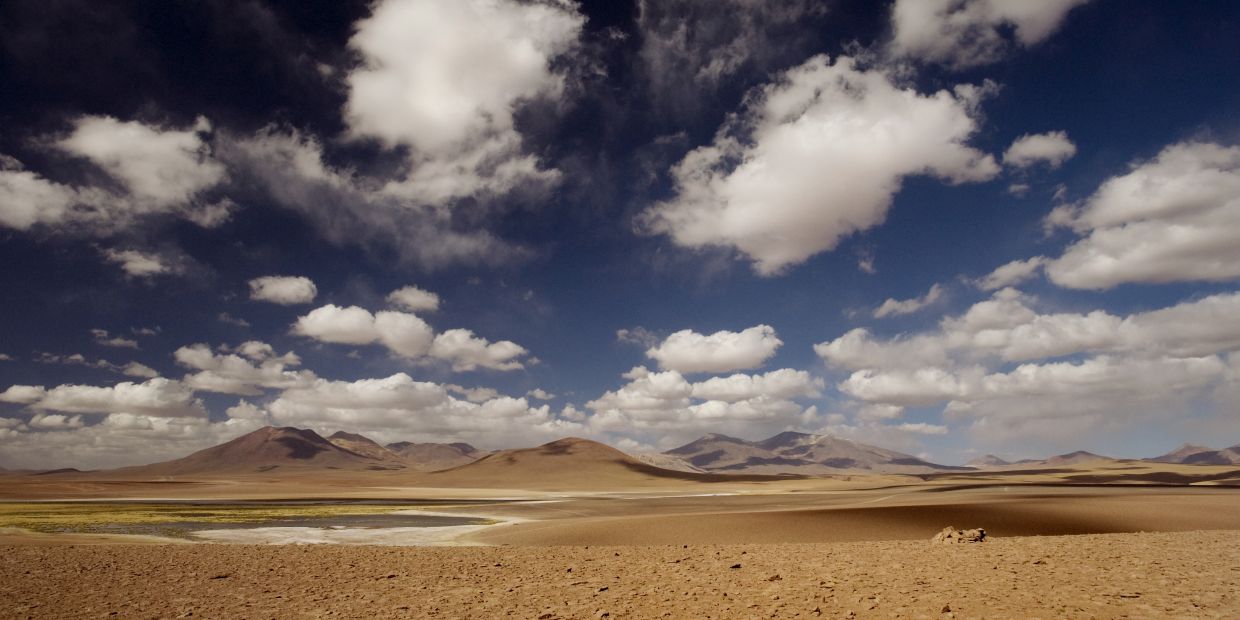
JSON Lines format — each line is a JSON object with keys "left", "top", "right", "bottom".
{"left": 2, "top": 433, "right": 1240, "bottom": 618}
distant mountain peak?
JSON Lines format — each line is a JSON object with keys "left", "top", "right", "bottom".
{"left": 328, "top": 430, "right": 378, "bottom": 444}
{"left": 701, "top": 432, "right": 748, "bottom": 442}
{"left": 966, "top": 454, "right": 1011, "bottom": 468}
{"left": 664, "top": 431, "right": 962, "bottom": 474}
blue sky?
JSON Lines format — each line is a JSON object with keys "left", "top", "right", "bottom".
{"left": 1, "top": 0, "right": 1239, "bottom": 469}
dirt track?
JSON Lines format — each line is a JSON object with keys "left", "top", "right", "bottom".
{"left": 3, "top": 530, "right": 1239, "bottom": 618}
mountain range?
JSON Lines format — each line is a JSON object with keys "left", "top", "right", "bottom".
{"left": 108, "top": 426, "right": 486, "bottom": 476}
{"left": 660, "top": 431, "right": 970, "bottom": 475}
{"left": 966, "top": 443, "right": 1240, "bottom": 469}
{"left": 10, "top": 426, "right": 1238, "bottom": 477}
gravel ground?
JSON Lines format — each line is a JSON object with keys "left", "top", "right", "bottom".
{"left": 2, "top": 530, "right": 1238, "bottom": 618}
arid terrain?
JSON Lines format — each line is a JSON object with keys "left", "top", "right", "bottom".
{"left": 2, "top": 431, "right": 1239, "bottom": 617}
{"left": 3, "top": 531, "right": 1238, "bottom": 618}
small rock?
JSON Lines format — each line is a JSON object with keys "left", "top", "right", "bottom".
{"left": 767, "top": 575, "right": 782, "bottom": 582}
{"left": 941, "top": 604, "right": 952, "bottom": 613}
{"left": 730, "top": 564, "right": 742, "bottom": 569}
{"left": 932, "top": 526, "right": 986, "bottom": 543}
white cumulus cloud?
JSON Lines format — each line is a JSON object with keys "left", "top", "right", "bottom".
{"left": 344, "top": 0, "right": 582, "bottom": 205}
{"left": 1045, "top": 141, "right": 1240, "bottom": 289}
{"left": 639, "top": 55, "right": 998, "bottom": 274}
{"left": 174, "top": 342, "right": 315, "bottom": 396}
{"left": 248, "top": 276, "right": 318, "bottom": 305}
{"left": 976, "top": 256, "right": 1046, "bottom": 290}
{"left": 646, "top": 325, "right": 782, "bottom": 374}
{"left": 293, "top": 304, "right": 436, "bottom": 358}
{"left": 1004, "top": 131, "right": 1077, "bottom": 169}
{"left": 429, "top": 329, "right": 528, "bottom": 372}
{"left": 889, "top": 0, "right": 1091, "bottom": 69}
{"left": 11, "top": 378, "right": 206, "bottom": 418}
{"left": 387, "top": 285, "right": 440, "bottom": 312}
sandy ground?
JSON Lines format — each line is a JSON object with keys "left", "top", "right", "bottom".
{"left": 2, "top": 464, "right": 1239, "bottom": 616}
{"left": 2, "top": 530, "right": 1237, "bottom": 618}
{"left": 460, "top": 486, "right": 1240, "bottom": 545}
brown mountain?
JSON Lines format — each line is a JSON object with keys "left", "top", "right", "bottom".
{"left": 386, "top": 441, "right": 485, "bottom": 471}
{"left": 1043, "top": 450, "right": 1113, "bottom": 466}
{"left": 426, "top": 437, "right": 722, "bottom": 489}
{"left": 1148, "top": 443, "right": 1213, "bottom": 463}
{"left": 1148, "top": 443, "right": 1240, "bottom": 465}
{"left": 1179, "top": 444, "right": 1240, "bottom": 465}
{"left": 327, "top": 431, "right": 405, "bottom": 468}
{"left": 966, "top": 454, "right": 1012, "bottom": 469}
{"left": 666, "top": 431, "right": 967, "bottom": 474}
{"left": 118, "top": 426, "right": 388, "bottom": 476}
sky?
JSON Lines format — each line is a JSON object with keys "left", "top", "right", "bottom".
{"left": 1, "top": 0, "right": 1239, "bottom": 470}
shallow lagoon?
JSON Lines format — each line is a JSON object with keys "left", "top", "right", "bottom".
{"left": 0, "top": 499, "right": 502, "bottom": 543}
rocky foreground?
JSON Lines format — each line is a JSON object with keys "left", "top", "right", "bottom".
{"left": 2, "top": 530, "right": 1238, "bottom": 618}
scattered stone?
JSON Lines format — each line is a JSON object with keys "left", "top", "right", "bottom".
{"left": 730, "top": 564, "right": 742, "bottom": 569}
{"left": 941, "top": 604, "right": 952, "bottom": 613}
{"left": 932, "top": 526, "right": 986, "bottom": 543}
{"left": 767, "top": 575, "right": 782, "bottom": 582}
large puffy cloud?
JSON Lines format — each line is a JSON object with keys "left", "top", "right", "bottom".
{"left": 429, "top": 329, "right": 528, "bottom": 372}
{"left": 6, "top": 378, "right": 206, "bottom": 418}
{"left": 1045, "top": 141, "right": 1240, "bottom": 289}
{"left": 821, "top": 289, "right": 1240, "bottom": 372}
{"left": 248, "top": 276, "right": 317, "bottom": 305}
{"left": 585, "top": 366, "right": 822, "bottom": 447}
{"left": 56, "top": 115, "right": 225, "bottom": 211}
{"left": 292, "top": 304, "right": 435, "bottom": 358}
{"left": 0, "top": 385, "right": 47, "bottom": 405}
{"left": 0, "top": 161, "right": 86, "bottom": 230}
{"left": 690, "top": 368, "right": 823, "bottom": 402}
{"left": 944, "top": 355, "right": 1228, "bottom": 442}
{"left": 646, "top": 325, "right": 782, "bottom": 374}
{"left": 265, "top": 373, "right": 579, "bottom": 447}
{"left": 889, "top": 0, "right": 1091, "bottom": 69}
{"left": 639, "top": 55, "right": 998, "bottom": 274}
{"left": 343, "top": 0, "right": 582, "bottom": 204}
{"left": 817, "top": 288, "right": 1240, "bottom": 441}
{"left": 1003, "top": 131, "right": 1077, "bottom": 169}
{"left": 0, "top": 116, "right": 229, "bottom": 233}
{"left": 174, "top": 342, "right": 316, "bottom": 396}
{"left": 292, "top": 304, "right": 528, "bottom": 370}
